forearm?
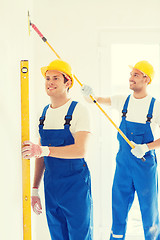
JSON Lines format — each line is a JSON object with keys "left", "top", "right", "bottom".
{"left": 84, "top": 96, "right": 98, "bottom": 103}
{"left": 33, "top": 157, "right": 45, "bottom": 188}
{"left": 22, "top": 133, "right": 90, "bottom": 160}
{"left": 84, "top": 96, "right": 111, "bottom": 106}
{"left": 49, "top": 143, "right": 86, "bottom": 159}
{"left": 97, "top": 97, "right": 111, "bottom": 105}
{"left": 147, "top": 138, "right": 160, "bottom": 150}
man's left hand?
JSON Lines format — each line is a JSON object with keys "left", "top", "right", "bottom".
{"left": 131, "top": 141, "right": 149, "bottom": 158}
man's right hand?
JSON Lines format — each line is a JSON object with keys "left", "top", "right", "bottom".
{"left": 81, "top": 84, "right": 94, "bottom": 97}
{"left": 31, "top": 188, "right": 42, "bottom": 215}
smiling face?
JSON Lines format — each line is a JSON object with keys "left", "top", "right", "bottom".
{"left": 45, "top": 70, "right": 71, "bottom": 97}
{"left": 129, "top": 68, "right": 150, "bottom": 93}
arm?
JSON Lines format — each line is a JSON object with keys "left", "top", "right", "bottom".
{"left": 96, "top": 97, "right": 111, "bottom": 106}
{"left": 22, "top": 131, "right": 90, "bottom": 160}
{"left": 147, "top": 104, "right": 160, "bottom": 151}
{"left": 49, "top": 131, "right": 90, "bottom": 159}
{"left": 33, "top": 139, "right": 45, "bottom": 188}
{"left": 22, "top": 103, "right": 91, "bottom": 160}
{"left": 131, "top": 138, "right": 160, "bottom": 159}
{"left": 33, "top": 157, "right": 45, "bottom": 188}
{"left": 31, "top": 140, "right": 44, "bottom": 215}
{"left": 84, "top": 96, "right": 111, "bottom": 106}
{"left": 147, "top": 138, "right": 160, "bottom": 150}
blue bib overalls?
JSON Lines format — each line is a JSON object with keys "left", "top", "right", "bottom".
{"left": 39, "top": 101, "right": 93, "bottom": 240}
{"left": 110, "top": 95, "right": 160, "bottom": 240}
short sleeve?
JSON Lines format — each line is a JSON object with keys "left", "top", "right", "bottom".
{"left": 110, "top": 95, "right": 128, "bottom": 113}
{"left": 72, "top": 103, "right": 91, "bottom": 133}
{"left": 153, "top": 100, "right": 160, "bottom": 127}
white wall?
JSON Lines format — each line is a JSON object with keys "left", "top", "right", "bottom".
{"left": 1, "top": 0, "right": 160, "bottom": 239}
{"left": 0, "top": 0, "right": 33, "bottom": 239}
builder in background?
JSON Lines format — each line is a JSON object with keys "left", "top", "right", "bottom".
{"left": 81, "top": 60, "right": 160, "bottom": 240}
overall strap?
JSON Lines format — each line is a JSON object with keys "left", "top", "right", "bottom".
{"left": 39, "top": 104, "right": 50, "bottom": 128}
{"left": 64, "top": 101, "right": 78, "bottom": 129}
{"left": 146, "top": 97, "right": 156, "bottom": 123}
{"left": 122, "top": 95, "right": 131, "bottom": 118}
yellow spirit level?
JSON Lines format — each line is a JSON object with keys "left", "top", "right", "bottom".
{"left": 21, "top": 60, "right": 32, "bottom": 240}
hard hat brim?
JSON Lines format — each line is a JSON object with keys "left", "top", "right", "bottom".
{"left": 41, "top": 66, "right": 74, "bottom": 88}
{"left": 41, "top": 66, "right": 48, "bottom": 78}
{"left": 128, "top": 65, "right": 151, "bottom": 84}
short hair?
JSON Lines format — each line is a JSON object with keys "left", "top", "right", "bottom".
{"left": 62, "top": 74, "right": 70, "bottom": 91}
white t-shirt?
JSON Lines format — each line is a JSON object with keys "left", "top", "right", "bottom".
{"left": 110, "top": 94, "right": 160, "bottom": 136}
{"left": 42, "top": 99, "right": 91, "bottom": 136}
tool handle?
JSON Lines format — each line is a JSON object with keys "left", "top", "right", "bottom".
{"left": 31, "top": 23, "right": 47, "bottom": 42}
{"left": 29, "top": 19, "right": 146, "bottom": 162}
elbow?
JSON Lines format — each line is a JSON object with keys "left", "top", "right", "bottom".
{"left": 76, "top": 145, "right": 86, "bottom": 158}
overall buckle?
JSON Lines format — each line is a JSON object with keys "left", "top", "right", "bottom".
{"left": 146, "top": 114, "right": 152, "bottom": 123}
{"left": 39, "top": 116, "right": 45, "bottom": 126}
{"left": 122, "top": 110, "right": 127, "bottom": 117}
{"left": 64, "top": 115, "right": 72, "bottom": 126}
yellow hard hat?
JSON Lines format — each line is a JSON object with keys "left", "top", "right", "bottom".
{"left": 41, "top": 59, "right": 74, "bottom": 88}
{"left": 129, "top": 60, "right": 154, "bottom": 84}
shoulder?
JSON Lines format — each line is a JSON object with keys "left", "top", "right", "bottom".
{"left": 145, "top": 95, "right": 160, "bottom": 109}
{"left": 40, "top": 104, "right": 50, "bottom": 116}
{"left": 154, "top": 98, "right": 160, "bottom": 106}
{"left": 110, "top": 94, "right": 128, "bottom": 109}
{"left": 111, "top": 94, "right": 128, "bottom": 103}
{"left": 153, "top": 97, "right": 160, "bottom": 112}
{"left": 71, "top": 101, "right": 91, "bottom": 124}
{"left": 70, "top": 101, "right": 91, "bottom": 133}
{"left": 73, "top": 101, "right": 90, "bottom": 116}
{"left": 151, "top": 97, "right": 160, "bottom": 125}
{"left": 75, "top": 101, "right": 88, "bottom": 110}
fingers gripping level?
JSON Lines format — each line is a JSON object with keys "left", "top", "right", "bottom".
{"left": 22, "top": 141, "right": 50, "bottom": 158}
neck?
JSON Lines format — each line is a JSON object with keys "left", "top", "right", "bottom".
{"left": 50, "top": 94, "right": 70, "bottom": 109}
{"left": 133, "top": 89, "right": 148, "bottom": 99}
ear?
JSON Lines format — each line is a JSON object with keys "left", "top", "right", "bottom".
{"left": 145, "top": 76, "right": 150, "bottom": 85}
{"left": 65, "top": 79, "right": 72, "bottom": 88}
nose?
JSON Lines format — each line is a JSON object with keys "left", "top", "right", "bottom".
{"left": 47, "top": 79, "right": 54, "bottom": 85}
{"left": 129, "top": 74, "right": 134, "bottom": 81}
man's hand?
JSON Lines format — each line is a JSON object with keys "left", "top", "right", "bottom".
{"left": 81, "top": 84, "right": 94, "bottom": 97}
{"left": 131, "top": 141, "right": 149, "bottom": 158}
{"left": 22, "top": 141, "right": 50, "bottom": 159}
{"left": 31, "top": 188, "right": 42, "bottom": 215}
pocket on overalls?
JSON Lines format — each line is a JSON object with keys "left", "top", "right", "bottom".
{"left": 46, "top": 138, "right": 65, "bottom": 147}
{"left": 73, "top": 162, "right": 91, "bottom": 190}
{"left": 133, "top": 134, "right": 144, "bottom": 144}
{"left": 80, "top": 164, "right": 91, "bottom": 189}
{"left": 132, "top": 130, "right": 146, "bottom": 144}
{"left": 144, "top": 150, "right": 157, "bottom": 166}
